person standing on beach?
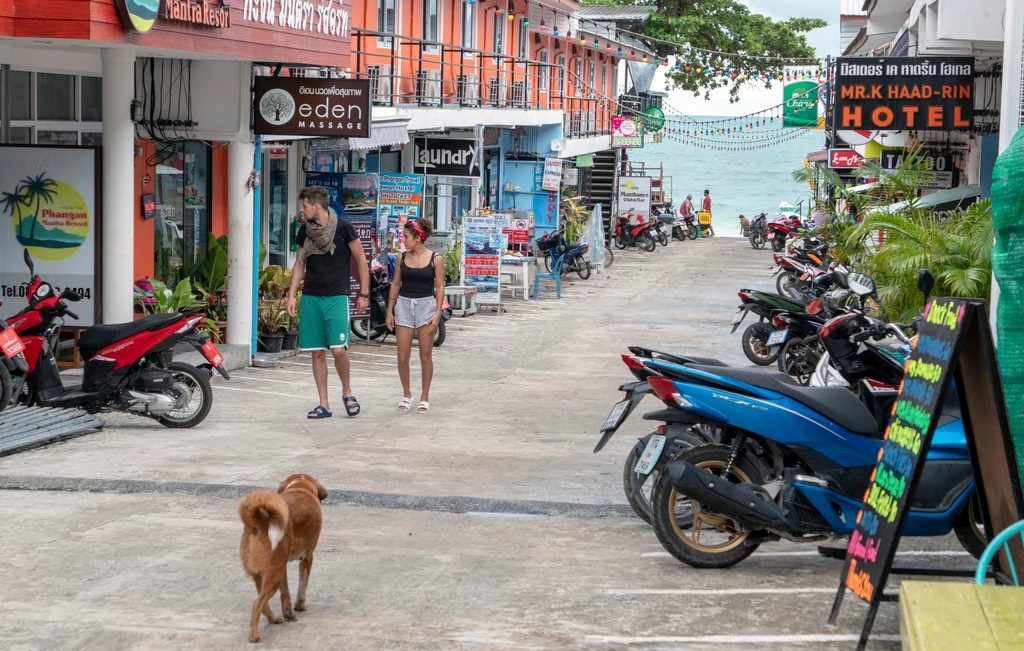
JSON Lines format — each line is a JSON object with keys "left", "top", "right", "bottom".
{"left": 287, "top": 185, "right": 370, "bottom": 420}
{"left": 385, "top": 218, "right": 446, "bottom": 414}
{"left": 701, "top": 189, "right": 716, "bottom": 237}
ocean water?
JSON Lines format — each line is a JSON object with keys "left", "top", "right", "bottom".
{"left": 625, "top": 119, "right": 826, "bottom": 238}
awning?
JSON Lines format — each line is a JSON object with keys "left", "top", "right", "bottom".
{"left": 349, "top": 117, "right": 411, "bottom": 151}
{"left": 867, "top": 184, "right": 980, "bottom": 215}
{"left": 807, "top": 150, "right": 828, "bottom": 163}
{"left": 847, "top": 182, "right": 877, "bottom": 194}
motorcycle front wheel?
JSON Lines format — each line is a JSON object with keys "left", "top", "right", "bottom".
{"left": 544, "top": 252, "right": 555, "bottom": 273}
{"left": 643, "top": 234, "right": 657, "bottom": 252}
{"left": 686, "top": 224, "right": 698, "bottom": 240}
{"left": 953, "top": 490, "right": 988, "bottom": 560}
{"left": 0, "top": 363, "right": 11, "bottom": 412}
{"left": 750, "top": 232, "right": 765, "bottom": 249}
{"left": 603, "top": 245, "right": 614, "bottom": 268}
{"left": 614, "top": 234, "right": 628, "bottom": 250}
{"left": 158, "top": 362, "right": 213, "bottom": 428}
{"left": 650, "top": 444, "right": 765, "bottom": 569}
{"left": 657, "top": 229, "right": 669, "bottom": 247}
{"left": 576, "top": 255, "right": 592, "bottom": 280}
{"left": 776, "top": 272, "right": 802, "bottom": 299}
{"left": 433, "top": 320, "right": 446, "bottom": 347}
{"left": 771, "top": 236, "right": 786, "bottom": 252}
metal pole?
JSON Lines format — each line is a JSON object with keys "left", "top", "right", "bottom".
{"left": 0, "top": 64, "right": 10, "bottom": 144}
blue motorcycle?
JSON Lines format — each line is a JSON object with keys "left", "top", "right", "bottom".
{"left": 643, "top": 272, "right": 983, "bottom": 568}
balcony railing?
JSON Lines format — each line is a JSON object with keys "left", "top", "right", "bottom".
{"left": 353, "top": 28, "right": 569, "bottom": 111}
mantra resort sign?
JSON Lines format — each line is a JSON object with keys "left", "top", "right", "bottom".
{"left": 116, "top": 0, "right": 231, "bottom": 33}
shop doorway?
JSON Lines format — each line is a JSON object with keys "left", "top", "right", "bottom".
{"left": 154, "top": 141, "right": 211, "bottom": 286}
{"left": 262, "top": 147, "right": 292, "bottom": 267}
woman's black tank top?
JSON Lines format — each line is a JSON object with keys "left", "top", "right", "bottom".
{"left": 399, "top": 252, "right": 437, "bottom": 299}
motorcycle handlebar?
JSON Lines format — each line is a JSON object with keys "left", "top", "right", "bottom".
{"left": 65, "top": 309, "right": 80, "bottom": 320}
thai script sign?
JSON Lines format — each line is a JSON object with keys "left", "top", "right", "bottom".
{"left": 241, "top": 0, "right": 350, "bottom": 37}
{"left": 834, "top": 57, "right": 974, "bottom": 131}
{"left": 253, "top": 78, "right": 371, "bottom": 138}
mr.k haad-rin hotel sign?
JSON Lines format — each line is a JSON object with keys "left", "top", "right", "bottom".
{"left": 834, "top": 57, "right": 975, "bottom": 131}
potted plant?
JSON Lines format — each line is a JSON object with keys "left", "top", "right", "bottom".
{"left": 282, "top": 294, "right": 300, "bottom": 350}
{"left": 257, "top": 302, "right": 289, "bottom": 353}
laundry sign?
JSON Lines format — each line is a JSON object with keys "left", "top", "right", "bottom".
{"left": 541, "top": 158, "right": 563, "bottom": 191}
{"left": 413, "top": 138, "right": 481, "bottom": 177}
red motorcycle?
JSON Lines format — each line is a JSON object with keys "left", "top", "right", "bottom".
{"left": 4, "top": 250, "right": 229, "bottom": 427}
{"left": 0, "top": 300, "right": 30, "bottom": 411}
{"left": 765, "top": 214, "right": 804, "bottom": 252}
{"left": 614, "top": 208, "right": 657, "bottom": 252}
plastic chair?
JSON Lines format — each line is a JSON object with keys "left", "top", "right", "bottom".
{"left": 533, "top": 254, "right": 564, "bottom": 299}
{"left": 974, "top": 519, "right": 1024, "bottom": 585}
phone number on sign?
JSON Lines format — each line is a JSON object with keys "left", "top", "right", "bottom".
{"left": 0, "top": 285, "right": 92, "bottom": 299}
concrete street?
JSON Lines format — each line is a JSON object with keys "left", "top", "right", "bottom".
{"left": 0, "top": 238, "right": 970, "bottom": 650}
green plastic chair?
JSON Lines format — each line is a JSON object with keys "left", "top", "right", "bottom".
{"left": 974, "top": 519, "right": 1024, "bottom": 585}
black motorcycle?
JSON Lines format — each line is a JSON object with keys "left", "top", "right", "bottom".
{"left": 748, "top": 213, "right": 768, "bottom": 249}
{"left": 351, "top": 256, "right": 451, "bottom": 347}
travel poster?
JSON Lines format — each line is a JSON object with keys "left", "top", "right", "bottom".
{"left": 0, "top": 146, "right": 98, "bottom": 326}
{"left": 462, "top": 214, "right": 503, "bottom": 305}
{"left": 378, "top": 173, "right": 424, "bottom": 252}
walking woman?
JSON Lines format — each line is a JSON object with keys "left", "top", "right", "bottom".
{"left": 385, "top": 218, "right": 446, "bottom": 413}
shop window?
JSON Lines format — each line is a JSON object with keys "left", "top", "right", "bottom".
{"left": 557, "top": 55, "right": 566, "bottom": 95}
{"left": 9, "top": 127, "right": 32, "bottom": 144}
{"left": 37, "top": 73, "right": 75, "bottom": 121}
{"left": 154, "top": 142, "right": 212, "bottom": 288}
{"left": 461, "top": 2, "right": 475, "bottom": 52}
{"left": 265, "top": 149, "right": 290, "bottom": 268}
{"left": 538, "top": 49, "right": 548, "bottom": 91}
{"left": 588, "top": 60, "right": 596, "bottom": 92}
{"left": 574, "top": 58, "right": 582, "bottom": 93}
{"left": 424, "top": 0, "right": 439, "bottom": 52}
{"left": 10, "top": 71, "right": 32, "bottom": 120}
{"left": 81, "top": 76, "right": 102, "bottom": 122}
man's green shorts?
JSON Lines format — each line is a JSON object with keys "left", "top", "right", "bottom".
{"left": 298, "top": 295, "right": 351, "bottom": 350}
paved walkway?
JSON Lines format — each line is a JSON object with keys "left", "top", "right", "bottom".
{"left": 0, "top": 238, "right": 969, "bottom": 649}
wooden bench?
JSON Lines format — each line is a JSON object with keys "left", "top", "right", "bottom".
{"left": 900, "top": 581, "right": 1024, "bottom": 650}
{"left": 56, "top": 327, "right": 84, "bottom": 369}
{"left": 444, "top": 285, "right": 478, "bottom": 317}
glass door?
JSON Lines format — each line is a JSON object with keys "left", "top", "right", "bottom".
{"left": 263, "top": 148, "right": 290, "bottom": 267}
{"left": 154, "top": 141, "right": 211, "bottom": 286}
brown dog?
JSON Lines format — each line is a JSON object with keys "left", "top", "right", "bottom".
{"left": 238, "top": 474, "right": 328, "bottom": 643}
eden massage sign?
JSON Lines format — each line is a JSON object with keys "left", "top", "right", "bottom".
{"left": 253, "top": 78, "right": 371, "bottom": 138}
{"left": 834, "top": 57, "right": 974, "bottom": 131}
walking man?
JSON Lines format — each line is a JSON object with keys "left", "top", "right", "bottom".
{"left": 700, "top": 189, "right": 716, "bottom": 237}
{"left": 287, "top": 185, "right": 370, "bottom": 419}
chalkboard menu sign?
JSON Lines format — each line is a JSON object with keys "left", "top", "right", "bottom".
{"left": 830, "top": 298, "right": 1024, "bottom": 651}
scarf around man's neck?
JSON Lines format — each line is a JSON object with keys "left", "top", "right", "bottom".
{"left": 303, "top": 213, "right": 338, "bottom": 256}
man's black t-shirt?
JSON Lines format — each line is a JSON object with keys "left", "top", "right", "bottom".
{"left": 295, "top": 219, "right": 359, "bottom": 297}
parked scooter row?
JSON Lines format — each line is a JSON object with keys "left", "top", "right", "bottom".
{"left": 750, "top": 212, "right": 807, "bottom": 251}
{"left": 0, "top": 250, "right": 228, "bottom": 427}
{"left": 597, "top": 269, "right": 986, "bottom": 571}
{"left": 614, "top": 203, "right": 695, "bottom": 252}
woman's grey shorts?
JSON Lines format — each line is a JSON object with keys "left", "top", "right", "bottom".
{"left": 394, "top": 296, "right": 436, "bottom": 329}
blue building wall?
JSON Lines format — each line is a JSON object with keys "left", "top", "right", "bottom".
{"left": 497, "top": 123, "right": 563, "bottom": 237}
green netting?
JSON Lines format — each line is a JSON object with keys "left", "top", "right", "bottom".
{"left": 990, "top": 126, "right": 1024, "bottom": 481}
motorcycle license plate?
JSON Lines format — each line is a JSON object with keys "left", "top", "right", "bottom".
{"left": 201, "top": 341, "right": 225, "bottom": 367}
{"left": 0, "top": 327, "right": 25, "bottom": 359}
{"left": 767, "top": 328, "right": 789, "bottom": 347}
{"left": 634, "top": 435, "right": 667, "bottom": 476}
{"left": 766, "top": 232, "right": 775, "bottom": 239}
{"left": 602, "top": 399, "right": 630, "bottom": 432}
{"left": 731, "top": 309, "right": 745, "bottom": 326}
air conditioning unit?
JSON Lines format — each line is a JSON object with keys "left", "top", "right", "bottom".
{"left": 367, "top": 64, "right": 393, "bottom": 107}
{"left": 512, "top": 80, "right": 531, "bottom": 108}
{"left": 417, "top": 69, "right": 441, "bottom": 107}
{"left": 457, "top": 74, "right": 479, "bottom": 107}
{"left": 488, "top": 78, "right": 508, "bottom": 107}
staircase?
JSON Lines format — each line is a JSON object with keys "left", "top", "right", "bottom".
{"left": 581, "top": 149, "right": 619, "bottom": 241}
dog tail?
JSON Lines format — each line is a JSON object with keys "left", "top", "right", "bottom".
{"left": 238, "top": 490, "right": 289, "bottom": 551}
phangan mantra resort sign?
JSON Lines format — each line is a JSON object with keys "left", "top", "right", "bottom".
{"left": 242, "top": 0, "right": 351, "bottom": 38}
{"left": 116, "top": 0, "right": 230, "bottom": 33}
{"left": 834, "top": 57, "right": 975, "bottom": 131}
{"left": 253, "top": 78, "right": 371, "bottom": 138}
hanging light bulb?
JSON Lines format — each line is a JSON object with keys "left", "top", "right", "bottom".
{"left": 540, "top": 17, "right": 545, "bottom": 30}
{"left": 617, "top": 47, "right": 623, "bottom": 57}
{"left": 495, "top": 3, "right": 502, "bottom": 14}
{"left": 523, "top": 15, "right": 529, "bottom": 27}
{"left": 606, "top": 43, "right": 612, "bottom": 52}
{"left": 554, "top": 26, "right": 559, "bottom": 36}
{"left": 593, "top": 36, "right": 599, "bottom": 47}
{"left": 630, "top": 50, "right": 635, "bottom": 59}
{"left": 642, "top": 55, "right": 648, "bottom": 63}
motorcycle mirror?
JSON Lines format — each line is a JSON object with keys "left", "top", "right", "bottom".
{"left": 23, "top": 249, "right": 35, "bottom": 277}
{"left": 918, "top": 268, "right": 936, "bottom": 304}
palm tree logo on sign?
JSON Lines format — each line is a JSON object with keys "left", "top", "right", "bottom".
{"left": 3, "top": 173, "right": 89, "bottom": 262}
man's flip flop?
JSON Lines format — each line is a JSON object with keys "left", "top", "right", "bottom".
{"left": 343, "top": 396, "right": 361, "bottom": 417}
{"left": 307, "top": 406, "right": 332, "bottom": 419}
{"left": 398, "top": 397, "right": 411, "bottom": 412}
{"left": 417, "top": 401, "right": 429, "bottom": 414}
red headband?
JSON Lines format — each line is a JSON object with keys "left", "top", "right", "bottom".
{"left": 407, "top": 220, "right": 428, "bottom": 241}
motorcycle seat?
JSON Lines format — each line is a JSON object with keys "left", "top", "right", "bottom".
{"left": 689, "top": 365, "right": 879, "bottom": 436}
{"left": 78, "top": 313, "right": 185, "bottom": 352}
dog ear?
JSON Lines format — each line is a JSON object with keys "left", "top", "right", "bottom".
{"left": 316, "top": 482, "right": 328, "bottom": 502}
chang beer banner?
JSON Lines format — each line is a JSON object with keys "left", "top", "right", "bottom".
{"left": 783, "top": 66, "right": 821, "bottom": 128}
{"left": 0, "top": 146, "right": 99, "bottom": 326}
